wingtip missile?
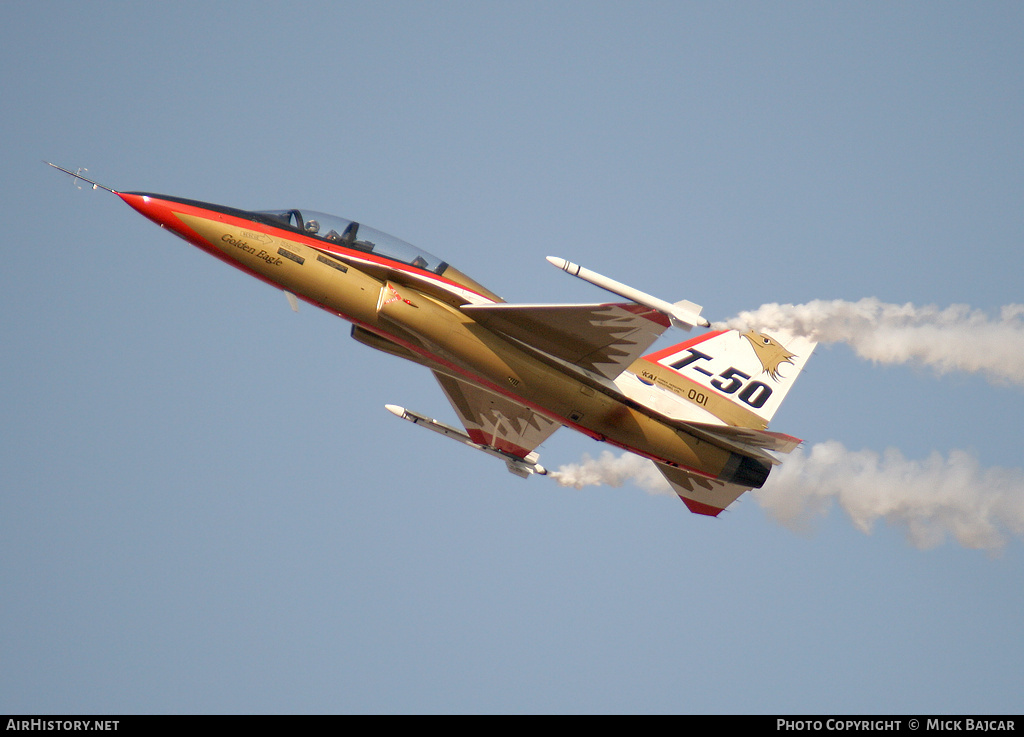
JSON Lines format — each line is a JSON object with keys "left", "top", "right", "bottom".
{"left": 385, "top": 404, "right": 410, "bottom": 419}
{"left": 546, "top": 256, "right": 710, "bottom": 329}
{"left": 545, "top": 255, "right": 575, "bottom": 273}
{"left": 384, "top": 405, "right": 547, "bottom": 477}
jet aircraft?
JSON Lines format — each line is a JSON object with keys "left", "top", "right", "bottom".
{"left": 49, "top": 163, "right": 815, "bottom": 516}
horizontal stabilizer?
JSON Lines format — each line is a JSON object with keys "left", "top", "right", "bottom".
{"left": 674, "top": 421, "right": 802, "bottom": 465}
{"left": 656, "top": 463, "right": 751, "bottom": 517}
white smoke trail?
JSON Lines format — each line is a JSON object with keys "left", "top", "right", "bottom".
{"left": 552, "top": 297, "right": 1024, "bottom": 549}
{"left": 550, "top": 451, "right": 674, "bottom": 496}
{"left": 759, "top": 441, "right": 1024, "bottom": 552}
{"left": 718, "top": 299, "right": 1024, "bottom": 387}
{"left": 550, "top": 445, "right": 1024, "bottom": 552}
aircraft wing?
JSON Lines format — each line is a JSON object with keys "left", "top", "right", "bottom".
{"left": 432, "top": 371, "right": 561, "bottom": 460}
{"left": 460, "top": 302, "right": 670, "bottom": 380}
{"left": 655, "top": 463, "right": 751, "bottom": 517}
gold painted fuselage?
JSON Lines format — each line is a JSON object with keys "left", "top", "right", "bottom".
{"left": 118, "top": 192, "right": 743, "bottom": 484}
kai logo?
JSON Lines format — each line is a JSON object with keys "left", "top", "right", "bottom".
{"left": 241, "top": 229, "right": 273, "bottom": 245}
{"left": 741, "top": 331, "right": 797, "bottom": 381}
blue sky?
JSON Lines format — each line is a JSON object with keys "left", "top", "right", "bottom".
{"left": 3, "top": 1, "right": 1022, "bottom": 714}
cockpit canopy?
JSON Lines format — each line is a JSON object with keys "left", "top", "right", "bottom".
{"left": 123, "top": 191, "right": 502, "bottom": 302}
{"left": 255, "top": 209, "right": 449, "bottom": 275}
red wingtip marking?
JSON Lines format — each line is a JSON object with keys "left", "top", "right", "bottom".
{"left": 680, "top": 496, "right": 724, "bottom": 517}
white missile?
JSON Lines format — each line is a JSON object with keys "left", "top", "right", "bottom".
{"left": 545, "top": 256, "right": 710, "bottom": 330}
{"left": 384, "top": 404, "right": 547, "bottom": 478}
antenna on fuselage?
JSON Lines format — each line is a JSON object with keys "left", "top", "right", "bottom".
{"left": 45, "top": 162, "right": 119, "bottom": 194}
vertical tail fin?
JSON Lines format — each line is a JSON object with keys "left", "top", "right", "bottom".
{"left": 639, "top": 329, "right": 816, "bottom": 428}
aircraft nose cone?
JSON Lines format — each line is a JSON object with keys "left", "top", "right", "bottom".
{"left": 117, "top": 192, "right": 197, "bottom": 241}
{"left": 118, "top": 192, "right": 169, "bottom": 225}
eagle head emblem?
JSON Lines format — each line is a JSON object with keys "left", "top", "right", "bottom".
{"left": 741, "top": 331, "right": 796, "bottom": 381}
